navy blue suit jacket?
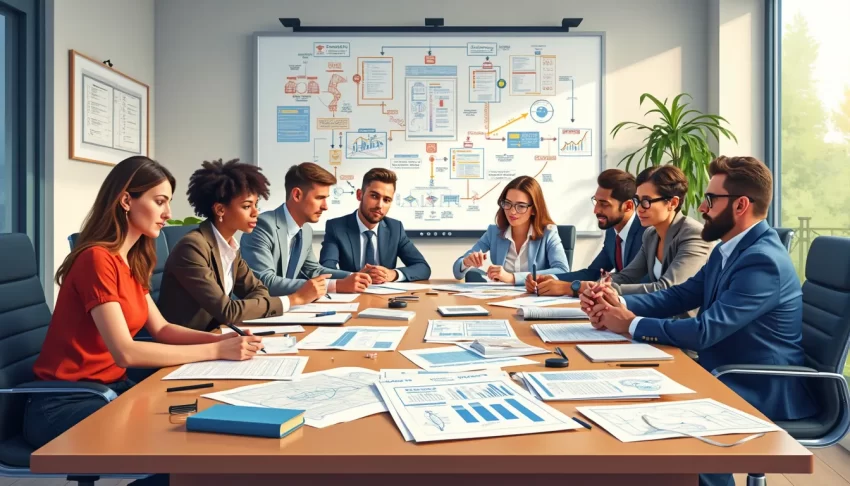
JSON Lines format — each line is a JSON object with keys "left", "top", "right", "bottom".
{"left": 320, "top": 211, "right": 431, "bottom": 281}
{"left": 625, "top": 221, "right": 817, "bottom": 421}
{"left": 555, "top": 217, "right": 645, "bottom": 281}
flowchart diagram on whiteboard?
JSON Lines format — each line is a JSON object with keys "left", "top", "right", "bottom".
{"left": 255, "top": 33, "right": 604, "bottom": 235}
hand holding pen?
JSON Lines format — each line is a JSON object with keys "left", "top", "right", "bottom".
{"left": 221, "top": 322, "right": 266, "bottom": 356}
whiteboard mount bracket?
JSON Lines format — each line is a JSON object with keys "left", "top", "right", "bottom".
{"left": 278, "top": 17, "right": 583, "bottom": 33}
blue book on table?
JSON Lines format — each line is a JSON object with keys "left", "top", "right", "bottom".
{"left": 186, "top": 404, "right": 305, "bottom": 438}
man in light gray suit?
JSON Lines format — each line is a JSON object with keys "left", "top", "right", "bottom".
{"left": 241, "top": 163, "right": 372, "bottom": 300}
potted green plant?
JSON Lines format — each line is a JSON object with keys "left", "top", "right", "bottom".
{"left": 166, "top": 216, "right": 204, "bottom": 226}
{"left": 611, "top": 93, "right": 737, "bottom": 215}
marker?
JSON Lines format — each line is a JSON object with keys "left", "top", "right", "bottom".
{"left": 224, "top": 322, "right": 267, "bottom": 353}
{"left": 616, "top": 363, "right": 659, "bottom": 368}
{"left": 253, "top": 330, "right": 275, "bottom": 336}
{"left": 532, "top": 263, "right": 538, "bottom": 295}
{"left": 572, "top": 417, "right": 593, "bottom": 430}
{"left": 166, "top": 383, "right": 214, "bottom": 393}
{"left": 314, "top": 311, "right": 336, "bottom": 317}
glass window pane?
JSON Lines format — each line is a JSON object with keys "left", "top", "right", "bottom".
{"left": 0, "top": 13, "right": 8, "bottom": 233}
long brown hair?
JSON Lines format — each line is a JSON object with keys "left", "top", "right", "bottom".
{"left": 55, "top": 156, "right": 176, "bottom": 287}
{"left": 495, "top": 176, "right": 555, "bottom": 241}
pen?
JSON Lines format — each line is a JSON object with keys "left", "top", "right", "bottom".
{"left": 224, "top": 322, "right": 267, "bottom": 353}
{"left": 314, "top": 311, "right": 336, "bottom": 317}
{"left": 572, "top": 417, "right": 593, "bottom": 430}
{"left": 616, "top": 363, "right": 660, "bottom": 367}
{"left": 555, "top": 347, "right": 568, "bottom": 360}
{"left": 253, "top": 330, "right": 275, "bottom": 336}
{"left": 166, "top": 383, "right": 214, "bottom": 393}
{"left": 532, "top": 263, "right": 538, "bottom": 295}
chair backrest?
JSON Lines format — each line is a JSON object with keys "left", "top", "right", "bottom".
{"left": 797, "top": 236, "right": 850, "bottom": 439}
{"left": 0, "top": 234, "right": 51, "bottom": 443}
{"left": 774, "top": 227, "right": 795, "bottom": 253}
{"left": 162, "top": 224, "right": 198, "bottom": 253}
{"left": 557, "top": 225, "right": 576, "bottom": 270}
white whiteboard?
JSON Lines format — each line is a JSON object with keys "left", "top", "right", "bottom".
{"left": 255, "top": 32, "right": 604, "bottom": 236}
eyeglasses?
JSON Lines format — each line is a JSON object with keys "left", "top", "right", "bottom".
{"left": 632, "top": 196, "right": 670, "bottom": 209}
{"left": 168, "top": 399, "right": 198, "bottom": 423}
{"left": 499, "top": 200, "right": 532, "bottom": 214}
{"left": 703, "top": 193, "right": 753, "bottom": 209}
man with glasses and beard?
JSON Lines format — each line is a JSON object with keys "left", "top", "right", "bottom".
{"left": 525, "top": 169, "right": 645, "bottom": 296}
{"left": 580, "top": 156, "right": 817, "bottom": 486}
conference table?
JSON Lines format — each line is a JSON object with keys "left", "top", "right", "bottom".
{"left": 31, "top": 281, "right": 813, "bottom": 485}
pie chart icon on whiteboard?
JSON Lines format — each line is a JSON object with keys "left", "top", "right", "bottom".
{"left": 530, "top": 100, "right": 554, "bottom": 123}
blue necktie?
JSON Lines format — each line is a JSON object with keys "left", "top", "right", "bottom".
{"left": 363, "top": 230, "right": 377, "bottom": 267}
{"left": 286, "top": 229, "right": 302, "bottom": 279}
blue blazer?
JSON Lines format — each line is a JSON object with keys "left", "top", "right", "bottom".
{"left": 625, "top": 221, "right": 817, "bottom": 421}
{"left": 452, "top": 224, "right": 570, "bottom": 282}
{"left": 555, "top": 217, "right": 645, "bottom": 282}
{"left": 320, "top": 211, "right": 431, "bottom": 281}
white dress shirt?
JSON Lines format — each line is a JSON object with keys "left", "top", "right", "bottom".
{"left": 212, "top": 224, "right": 290, "bottom": 311}
{"left": 282, "top": 205, "right": 338, "bottom": 292}
{"left": 355, "top": 214, "right": 405, "bottom": 281}
{"left": 627, "top": 221, "right": 762, "bottom": 336}
{"left": 503, "top": 227, "right": 532, "bottom": 276}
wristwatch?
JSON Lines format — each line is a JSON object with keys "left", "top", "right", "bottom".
{"left": 571, "top": 280, "right": 582, "bottom": 298}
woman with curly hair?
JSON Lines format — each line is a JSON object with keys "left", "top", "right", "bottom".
{"left": 158, "top": 159, "right": 291, "bottom": 331}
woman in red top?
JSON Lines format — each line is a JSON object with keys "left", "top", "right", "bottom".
{"left": 24, "top": 156, "right": 264, "bottom": 455}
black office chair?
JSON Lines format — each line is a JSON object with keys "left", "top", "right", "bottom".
{"left": 557, "top": 225, "right": 576, "bottom": 270}
{"left": 0, "top": 233, "right": 145, "bottom": 485}
{"left": 713, "top": 236, "right": 850, "bottom": 486}
{"left": 774, "top": 227, "right": 795, "bottom": 253}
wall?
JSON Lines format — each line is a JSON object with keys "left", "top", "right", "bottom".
{"left": 153, "top": 0, "right": 712, "bottom": 278}
{"left": 48, "top": 0, "right": 155, "bottom": 302}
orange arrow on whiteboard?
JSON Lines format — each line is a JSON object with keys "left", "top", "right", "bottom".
{"left": 487, "top": 113, "right": 528, "bottom": 136}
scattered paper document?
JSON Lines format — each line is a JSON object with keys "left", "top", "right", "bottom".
{"left": 162, "top": 356, "right": 308, "bottom": 381}
{"left": 376, "top": 371, "right": 581, "bottom": 442}
{"left": 489, "top": 295, "right": 579, "bottom": 309}
{"left": 220, "top": 325, "right": 305, "bottom": 335}
{"left": 315, "top": 293, "right": 359, "bottom": 303}
{"left": 521, "top": 369, "right": 694, "bottom": 401}
{"left": 400, "top": 346, "right": 536, "bottom": 372}
{"left": 259, "top": 336, "right": 299, "bottom": 354}
{"left": 578, "top": 398, "right": 779, "bottom": 443}
{"left": 453, "top": 289, "right": 526, "bottom": 300}
{"left": 430, "top": 283, "right": 517, "bottom": 292}
{"left": 517, "top": 306, "right": 587, "bottom": 320}
{"left": 297, "top": 326, "right": 408, "bottom": 351}
{"left": 379, "top": 369, "right": 509, "bottom": 380}
{"left": 204, "top": 367, "right": 386, "bottom": 428}
{"left": 289, "top": 303, "right": 359, "bottom": 313}
{"left": 532, "top": 323, "right": 629, "bottom": 343}
{"left": 357, "top": 308, "right": 416, "bottom": 321}
{"left": 459, "top": 339, "right": 549, "bottom": 358}
{"left": 577, "top": 343, "right": 673, "bottom": 362}
{"left": 369, "top": 282, "right": 433, "bottom": 291}
{"left": 424, "top": 319, "right": 517, "bottom": 342}
{"left": 363, "top": 285, "right": 407, "bottom": 295}
{"left": 437, "top": 305, "right": 490, "bottom": 317}
{"left": 243, "top": 313, "right": 352, "bottom": 325}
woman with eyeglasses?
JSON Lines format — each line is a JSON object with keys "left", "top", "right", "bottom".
{"left": 452, "top": 176, "right": 569, "bottom": 283}
{"left": 598, "top": 165, "right": 713, "bottom": 300}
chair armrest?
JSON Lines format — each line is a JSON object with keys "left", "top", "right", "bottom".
{"left": 0, "top": 380, "right": 117, "bottom": 402}
{"left": 712, "top": 364, "right": 819, "bottom": 378}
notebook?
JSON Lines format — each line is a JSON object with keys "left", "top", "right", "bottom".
{"left": 517, "top": 306, "right": 587, "bottom": 320}
{"left": 437, "top": 305, "right": 490, "bottom": 317}
{"left": 186, "top": 404, "right": 305, "bottom": 438}
{"left": 242, "top": 313, "right": 352, "bottom": 325}
{"left": 357, "top": 308, "right": 416, "bottom": 321}
{"left": 576, "top": 343, "right": 673, "bottom": 362}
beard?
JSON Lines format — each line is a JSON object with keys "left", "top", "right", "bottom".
{"left": 360, "top": 205, "right": 385, "bottom": 225}
{"left": 701, "top": 203, "right": 736, "bottom": 241}
{"left": 596, "top": 212, "right": 624, "bottom": 230}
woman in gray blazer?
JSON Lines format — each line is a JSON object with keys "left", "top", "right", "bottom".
{"left": 610, "top": 165, "right": 713, "bottom": 299}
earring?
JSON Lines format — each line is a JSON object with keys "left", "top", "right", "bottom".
{"left": 219, "top": 215, "right": 223, "bottom": 223}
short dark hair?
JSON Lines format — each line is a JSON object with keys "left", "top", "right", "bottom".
{"left": 597, "top": 169, "right": 636, "bottom": 204}
{"left": 187, "top": 159, "right": 270, "bottom": 219}
{"left": 635, "top": 165, "right": 688, "bottom": 212}
{"left": 362, "top": 168, "right": 397, "bottom": 191}
{"left": 284, "top": 162, "right": 337, "bottom": 199}
{"left": 709, "top": 156, "right": 773, "bottom": 216}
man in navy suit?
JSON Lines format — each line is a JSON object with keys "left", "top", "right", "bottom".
{"left": 582, "top": 156, "right": 817, "bottom": 486}
{"left": 526, "top": 169, "right": 645, "bottom": 296}
{"left": 320, "top": 168, "right": 431, "bottom": 283}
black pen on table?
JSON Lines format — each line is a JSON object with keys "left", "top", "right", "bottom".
{"left": 224, "top": 322, "right": 267, "bottom": 353}
{"left": 554, "top": 346, "right": 568, "bottom": 360}
{"left": 572, "top": 416, "right": 593, "bottom": 430}
{"left": 616, "top": 363, "right": 659, "bottom": 368}
{"left": 166, "top": 383, "right": 214, "bottom": 393}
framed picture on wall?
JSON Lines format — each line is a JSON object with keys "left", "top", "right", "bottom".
{"left": 69, "top": 49, "right": 150, "bottom": 166}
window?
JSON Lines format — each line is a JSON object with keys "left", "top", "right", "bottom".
{"left": 779, "top": 0, "right": 850, "bottom": 279}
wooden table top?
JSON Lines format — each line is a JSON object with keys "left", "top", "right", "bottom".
{"left": 31, "top": 281, "right": 813, "bottom": 476}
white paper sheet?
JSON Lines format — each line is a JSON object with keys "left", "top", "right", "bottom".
{"left": 522, "top": 369, "right": 695, "bottom": 400}
{"left": 375, "top": 371, "right": 580, "bottom": 442}
{"left": 489, "top": 296, "right": 580, "bottom": 308}
{"left": 363, "top": 286, "right": 407, "bottom": 295}
{"left": 242, "top": 313, "right": 352, "bottom": 325}
{"left": 531, "top": 323, "right": 630, "bottom": 343}
{"left": 517, "top": 306, "right": 587, "bottom": 320}
{"left": 430, "top": 283, "right": 518, "bottom": 292}
{"left": 368, "top": 282, "right": 433, "bottom": 291}
{"left": 259, "top": 336, "right": 299, "bottom": 354}
{"left": 315, "top": 293, "right": 360, "bottom": 303}
{"left": 424, "top": 319, "right": 517, "bottom": 342}
{"left": 400, "top": 346, "right": 536, "bottom": 372}
{"left": 220, "top": 325, "right": 305, "bottom": 335}
{"left": 203, "top": 367, "right": 386, "bottom": 428}
{"left": 454, "top": 289, "right": 526, "bottom": 299}
{"left": 162, "top": 356, "right": 308, "bottom": 381}
{"left": 577, "top": 399, "right": 780, "bottom": 443}
{"left": 289, "top": 303, "right": 360, "bottom": 313}
{"left": 297, "top": 326, "right": 408, "bottom": 351}
{"left": 456, "top": 340, "right": 550, "bottom": 358}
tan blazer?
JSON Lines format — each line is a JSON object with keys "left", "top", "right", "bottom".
{"left": 158, "top": 220, "right": 284, "bottom": 332}
{"left": 611, "top": 212, "right": 714, "bottom": 302}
